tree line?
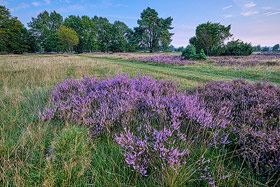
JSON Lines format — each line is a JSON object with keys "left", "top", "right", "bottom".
{"left": 1, "top": 5, "right": 279, "bottom": 55}
{"left": 0, "top": 6, "right": 173, "bottom": 54}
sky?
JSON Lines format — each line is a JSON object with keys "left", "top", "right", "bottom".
{"left": 1, "top": 0, "right": 280, "bottom": 47}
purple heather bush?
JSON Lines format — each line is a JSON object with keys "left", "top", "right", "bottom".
{"left": 40, "top": 75, "right": 280, "bottom": 178}
{"left": 116, "top": 124, "right": 189, "bottom": 176}
{"left": 194, "top": 80, "right": 280, "bottom": 174}
{"left": 129, "top": 55, "right": 197, "bottom": 66}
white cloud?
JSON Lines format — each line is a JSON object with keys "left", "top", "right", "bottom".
{"left": 0, "top": 0, "right": 8, "bottom": 6}
{"left": 244, "top": 2, "right": 256, "bottom": 8}
{"left": 32, "top": 2, "right": 41, "bottom": 6}
{"left": 262, "top": 7, "right": 274, "bottom": 10}
{"left": 222, "top": 5, "right": 232, "bottom": 10}
{"left": 44, "top": 0, "right": 50, "bottom": 4}
{"left": 57, "top": 5, "right": 85, "bottom": 13}
{"left": 241, "top": 11, "right": 258, "bottom": 16}
{"left": 104, "top": 15, "right": 138, "bottom": 20}
{"left": 10, "top": 3, "right": 29, "bottom": 12}
{"left": 223, "top": 14, "right": 233, "bottom": 18}
{"left": 264, "top": 12, "right": 280, "bottom": 16}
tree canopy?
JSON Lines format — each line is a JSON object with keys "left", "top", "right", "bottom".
{"left": 190, "top": 22, "right": 232, "bottom": 55}
{"left": 0, "top": 6, "right": 36, "bottom": 53}
{"left": 57, "top": 26, "right": 79, "bottom": 52}
{"left": 135, "top": 7, "right": 174, "bottom": 52}
{"left": 28, "top": 10, "right": 63, "bottom": 52}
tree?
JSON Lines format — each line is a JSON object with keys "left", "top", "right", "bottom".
{"left": 64, "top": 15, "right": 97, "bottom": 53}
{"left": 191, "top": 22, "right": 232, "bottom": 55}
{"left": 92, "top": 16, "right": 114, "bottom": 52}
{"left": 111, "top": 21, "right": 132, "bottom": 52}
{"left": 135, "top": 7, "right": 174, "bottom": 52}
{"left": 28, "top": 10, "right": 63, "bottom": 52}
{"left": 0, "top": 6, "right": 33, "bottom": 53}
{"left": 262, "top": 47, "right": 270, "bottom": 52}
{"left": 254, "top": 45, "right": 261, "bottom": 52}
{"left": 272, "top": 44, "right": 279, "bottom": 52}
{"left": 57, "top": 26, "right": 79, "bottom": 53}
{"left": 175, "top": 46, "right": 184, "bottom": 52}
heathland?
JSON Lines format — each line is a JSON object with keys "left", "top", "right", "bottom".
{"left": 1, "top": 53, "right": 280, "bottom": 186}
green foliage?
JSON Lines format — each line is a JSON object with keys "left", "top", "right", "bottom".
{"left": 191, "top": 22, "right": 232, "bottom": 56}
{"left": 0, "top": 6, "right": 35, "bottom": 53}
{"left": 175, "top": 46, "right": 184, "bottom": 52}
{"left": 135, "top": 7, "right": 174, "bottom": 52}
{"left": 272, "top": 44, "right": 279, "bottom": 52}
{"left": 57, "top": 26, "right": 79, "bottom": 52}
{"left": 43, "top": 126, "right": 92, "bottom": 186}
{"left": 262, "top": 46, "right": 270, "bottom": 52}
{"left": 64, "top": 15, "right": 97, "bottom": 53}
{"left": 199, "top": 49, "right": 207, "bottom": 60}
{"left": 223, "top": 40, "right": 254, "bottom": 56}
{"left": 111, "top": 21, "right": 131, "bottom": 52}
{"left": 182, "top": 45, "right": 207, "bottom": 60}
{"left": 92, "top": 16, "right": 114, "bottom": 52}
{"left": 28, "top": 10, "right": 63, "bottom": 52}
{"left": 254, "top": 45, "right": 261, "bottom": 52}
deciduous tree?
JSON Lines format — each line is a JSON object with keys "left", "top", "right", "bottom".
{"left": 57, "top": 26, "right": 79, "bottom": 53}
{"left": 28, "top": 10, "right": 63, "bottom": 52}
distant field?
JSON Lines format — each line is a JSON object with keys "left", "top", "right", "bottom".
{"left": 0, "top": 54, "right": 279, "bottom": 186}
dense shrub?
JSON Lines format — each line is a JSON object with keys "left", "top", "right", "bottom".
{"left": 223, "top": 40, "right": 254, "bottom": 56}
{"left": 40, "top": 75, "right": 214, "bottom": 175}
{"left": 116, "top": 124, "right": 189, "bottom": 176}
{"left": 40, "top": 75, "right": 212, "bottom": 136}
{"left": 181, "top": 45, "right": 207, "bottom": 60}
{"left": 40, "top": 75, "right": 280, "bottom": 179}
{"left": 194, "top": 80, "right": 280, "bottom": 175}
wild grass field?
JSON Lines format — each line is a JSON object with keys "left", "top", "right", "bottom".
{"left": 0, "top": 53, "right": 280, "bottom": 186}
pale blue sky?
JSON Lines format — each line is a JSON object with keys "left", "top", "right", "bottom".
{"left": 1, "top": 0, "right": 280, "bottom": 47}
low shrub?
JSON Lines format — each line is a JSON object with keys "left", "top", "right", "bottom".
{"left": 40, "top": 75, "right": 280, "bottom": 181}
{"left": 223, "top": 40, "right": 254, "bottom": 56}
{"left": 194, "top": 80, "right": 280, "bottom": 176}
{"left": 182, "top": 45, "right": 207, "bottom": 60}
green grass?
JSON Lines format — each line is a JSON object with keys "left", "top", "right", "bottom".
{"left": 0, "top": 54, "right": 279, "bottom": 186}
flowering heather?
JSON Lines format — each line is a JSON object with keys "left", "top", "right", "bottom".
{"left": 129, "top": 55, "right": 197, "bottom": 66}
{"left": 116, "top": 124, "right": 189, "bottom": 176}
{"left": 209, "top": 55, "right": 280, "bottom": 67}
{"left": 194, "top": 80, "right": 280, "bottom": 173}
{"left": 40, "top": 75, "right": 280, "bottom": 178}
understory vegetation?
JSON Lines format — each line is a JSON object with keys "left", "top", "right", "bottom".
{"left": 1, "top": 54, "right": 280, "bottom": 186}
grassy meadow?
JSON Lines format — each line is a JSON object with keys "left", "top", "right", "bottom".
{"left": 1, "top": 53, "right": 280, "bottom": 186}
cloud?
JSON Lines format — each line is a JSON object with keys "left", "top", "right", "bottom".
{"left": 222, "top": 5, "right": 232, "bottom": 10}
{"left": 223, "top": 14, "right": 233, "bottom": 18}
{"left": 0, "top": 0, "right": 8, "bottom": 6}
{"left": 57, "top": 5, "right": 85, "bottom": 13}
{"left": 244, "top": 2, "right": 256, "bottom": 8}
{"left": 44, "top": 0, "right": 50, "bottom": 4}
{"left": 241, "top": 11, "right": 258, "bottom": 16}
{"left": 104, "top": 15, "right": 138, "bottom": 20}
{"left": 32, "top": 2, "right": 41, "bottom": 6}
{"left": 264, "top": 12, "right": 280, "bottom": 16}
{"left": 10, "top": 3, "right": 29, "bottom": 12}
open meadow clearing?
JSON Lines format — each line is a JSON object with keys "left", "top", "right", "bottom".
{"left": 1, "top": 54, "right": 280, "bottom": 186}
